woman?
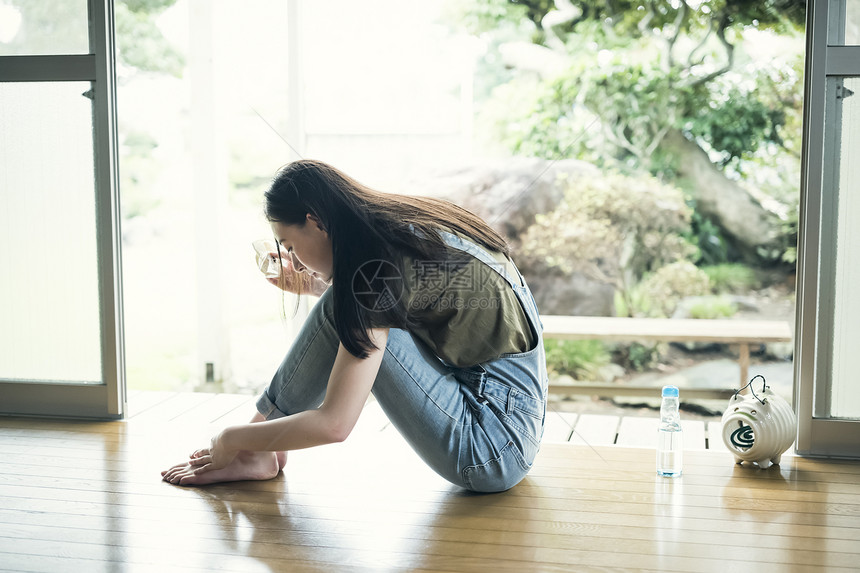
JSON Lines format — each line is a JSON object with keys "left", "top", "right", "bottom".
{"left": 162, "top": 159, "right": 547, "bottom": 492}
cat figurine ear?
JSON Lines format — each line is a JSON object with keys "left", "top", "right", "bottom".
{"left": 721, "top": 376, "right": 796, "bottom": 469}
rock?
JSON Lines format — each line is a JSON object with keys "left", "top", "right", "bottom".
{"left": 662, "top": 130, "right": 784, "bottom": 264}
{"left": 763, "top": 341, "right": 794, "bottom": 361}
{"left": 553, "top": 374, "right": 577, "bottom": 385}
{"left": 526, "top": 269, "right": 616, "bottom": 317}
{"left": 410, "top": 158, "right": 615, "bottom": 315}
{"left": 411, "top": 157, "right": 599, "bottom": 242}
{"left": 597, "top": 363, "right": 627, "bottom": 382}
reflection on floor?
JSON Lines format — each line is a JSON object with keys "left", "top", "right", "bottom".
{"left": 0, "top": 390, "right": 857, "bottom": 572}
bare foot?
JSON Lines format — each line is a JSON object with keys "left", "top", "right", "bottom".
{"left": 161, "top": 450, "right": 282, "bottom": 486}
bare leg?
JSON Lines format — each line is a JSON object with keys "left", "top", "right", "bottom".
{"left": 161, "top": 412, "right": 286, "bottom": 486}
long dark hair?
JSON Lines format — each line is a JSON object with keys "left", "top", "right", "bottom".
{"left": 264, "top": 159, "right": 509, "bottom": 358}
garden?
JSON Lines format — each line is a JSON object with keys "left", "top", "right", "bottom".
{"left": 3, "top": 0, "right": 804, "bottom": 404}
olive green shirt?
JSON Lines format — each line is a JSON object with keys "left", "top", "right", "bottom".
{"left": 401, "top": 248, "right": 536, "bottom": 367}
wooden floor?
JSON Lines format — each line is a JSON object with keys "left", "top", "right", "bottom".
{"left": 1, "top": 392, "right": 859, "bottom": 572}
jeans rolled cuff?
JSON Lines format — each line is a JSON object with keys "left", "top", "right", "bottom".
{"left": 256, "top": 391, "right": 287, "bottom": 421}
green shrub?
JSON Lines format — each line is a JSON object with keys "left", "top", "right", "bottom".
{"left": 615, "top": 342, "right": 664, "bottom": 372}
{"left": 544, "top": 339, "right": 611, "bottom": 380}
{"left": 687, "top": 296, "right": 738, "bottom": 319}
{"left": 634, "top": 261, "right": 711, "bottom": 317}
{"left": 519, "top": 171, "right": 695, "bottom": 293}
{"left": 684, "top": 209, "right": 731, "bottom": 266}
{"left": 702, "top": 264, "right": 760, "bottom": 293}
{"left": 613, "top": 284, "right": 662, "bottom": 319}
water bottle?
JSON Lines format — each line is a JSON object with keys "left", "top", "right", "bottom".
{"left": 657, "top": 385, "right": 683, "bottom": 477}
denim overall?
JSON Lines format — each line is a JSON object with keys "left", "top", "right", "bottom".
{"left": 257, "top": 230, "right": 548, "bottom": 492}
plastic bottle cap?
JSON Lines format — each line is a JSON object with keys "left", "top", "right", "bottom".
{"left": 662, "top": 385, "right": 679, "bottom": 398}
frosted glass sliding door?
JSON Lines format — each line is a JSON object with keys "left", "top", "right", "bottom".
{"left": 0, "top": 1, "right": 125, "bottom": 418}
{"left": 0, "top": 82, "right": 102, "bottom": 383}
{"left": 828, "top": 76, "right": 860, "bottom": 419}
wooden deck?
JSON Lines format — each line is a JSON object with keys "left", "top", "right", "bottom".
{"left": 541, "top": 315, "right": 793, "bottom": 396}
{"left": 1, "top": 391, "right": 858, "bottom": 572}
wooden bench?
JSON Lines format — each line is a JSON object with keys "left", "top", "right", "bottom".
{"left": 540, "top": 315, "right": 793, "bottom": 399}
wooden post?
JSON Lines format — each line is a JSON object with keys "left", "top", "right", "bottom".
{"left": 738, "top": 343, "right": 750, "bottom": 392}
{"left": 190, "top": 0, "right": 229, "bottom": 386}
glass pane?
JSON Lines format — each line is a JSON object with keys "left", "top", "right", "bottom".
{"left": 831, "top": 77, "right": 860, "bottom": 418}
{"left": 846, "top": 0, "right": 860, "bottom": 44}
{"left": 0, "top": 82, "right": 102, "bottom": 383}
{"left": 0, "top": 0, "right": 90, "bottom": 55}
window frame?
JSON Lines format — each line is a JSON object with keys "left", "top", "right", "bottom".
{"left": 0, "top": 0, "right": 125, "bottom": 419}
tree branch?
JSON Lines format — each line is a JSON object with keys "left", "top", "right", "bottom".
{"left": 665, "top": 0, "right": 689, "bottom": 70}
{"left": 541, "top": 1, "right": 582, "bottom": 48}
{"left": 684, "top": 14, "right": 735, "bottom": 88}
{"left": 515, "top": 0, "right": 551, "bottom": 31}
{"left": 686, "top": 18, "right": 715, "bottom": 69}
{"left": 604, "top": 121, "right": 645, "bottom": 160}
{"left": 645, "top": 124, "right": 672, "bottom": 157}
{"left": 638, "top": 1, "right": 656, "bottom": 36}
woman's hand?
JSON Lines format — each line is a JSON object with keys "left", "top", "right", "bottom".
{"left": 188, "top": 429, "right": 239, "bottom": 475}
{"left": 266, "top": 251, "right": 330, "bottom": 296}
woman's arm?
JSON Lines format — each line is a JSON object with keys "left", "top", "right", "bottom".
{"left": 189, "top": 328, "right": 388, "bottom": 474}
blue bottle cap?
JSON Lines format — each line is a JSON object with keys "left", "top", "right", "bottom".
{"left": 662, "top": 385, "right": 679, "bottom": 398}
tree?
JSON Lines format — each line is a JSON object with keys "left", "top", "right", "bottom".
{"left": 451, "top": 0, "right": 805, "bottom": 266}
{"left": 115, "top": 0, "right": 184, "bottom": 78}
{"left": 518, "top": 169, "right": 697, "bottom": 315}
{"left": 0, "top": 0, "right": 183, "bottom": 76}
